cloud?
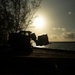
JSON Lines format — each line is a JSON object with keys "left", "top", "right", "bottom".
{"left": 53, "top": 27, "right": 67, "bottom": 32}
{"left": 50, "top": 35, "right": 62, "bottom": 41}
{"left": 68, "top": 11, "right": 72, "bottom": 15}
{"left": 51, "top": 27, "right": 75, "bottom": 41}
{"left": 50, "top": 35, "right": 58, "bottom": 39}
{"left": 53, "top": 28, "right": 57, "bottom": 30}
{"left": 49, "top": 32, "right": 75, "bottom": 41}
{"left": 61, "top": 28, "right": 66, "bottom": 32}
{"left": 53, "top": 27, "right": 60, "bottom": 30}
{"left": 62, "top": 32, "right": 75, "bottom": 39}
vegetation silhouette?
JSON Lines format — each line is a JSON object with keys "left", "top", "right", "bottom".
{"left": 0, "top": 0, "right": 42, "bottom": 55}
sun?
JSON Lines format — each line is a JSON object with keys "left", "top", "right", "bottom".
{"left": 33, "top": 16, "right": 45, "bottom": 28}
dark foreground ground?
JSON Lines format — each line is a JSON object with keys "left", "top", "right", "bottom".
{"left": 1, "top": 47, "right": 75, "bottom": 75}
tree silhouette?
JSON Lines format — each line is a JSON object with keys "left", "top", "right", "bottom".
{"left": 0, "top": 0, "right": 42, "bottom": 44}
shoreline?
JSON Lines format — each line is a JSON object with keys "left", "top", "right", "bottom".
{"left": 27, "top": 47, "right": 75, "bottom": 58}
{"left": 0, "top": 45, "right": 75, "bottom": 58}
{"left": 33, "top": 47, "right": 75, "bottom": 54}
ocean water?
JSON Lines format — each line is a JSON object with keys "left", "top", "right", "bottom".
{"left": 35, "top": 42, "right": 75, "bottom": 51}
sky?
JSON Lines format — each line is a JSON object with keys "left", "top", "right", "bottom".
{"left": 27, "top": 0, "right": 75, "bottom": 42}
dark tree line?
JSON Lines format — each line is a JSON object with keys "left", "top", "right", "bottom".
{"left": 0, "top": 0, "right": 42, "bottom": 44}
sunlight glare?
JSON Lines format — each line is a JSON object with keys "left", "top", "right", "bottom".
{"left": 33, "top": 16, "right": 45, "bottom": 28}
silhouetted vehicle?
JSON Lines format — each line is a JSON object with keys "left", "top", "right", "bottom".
{"left": 9, "top": 31, "right": 32, "bottom": 55}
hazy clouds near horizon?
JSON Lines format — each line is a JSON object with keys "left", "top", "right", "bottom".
{"left": 27, "top": 0, "right": 75, "bottom": 41}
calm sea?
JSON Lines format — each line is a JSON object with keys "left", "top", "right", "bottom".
{"left": 35, "top": 42, "right": 75, "bottom": 51}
